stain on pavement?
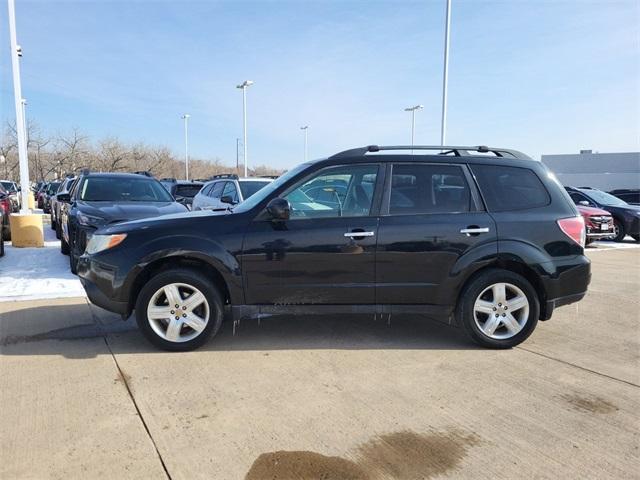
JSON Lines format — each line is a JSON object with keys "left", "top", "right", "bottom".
{"left": 561, "top": 393, "right": 618, "bottom": 414}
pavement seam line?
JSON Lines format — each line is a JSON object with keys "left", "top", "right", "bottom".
{"left": 516, "top": 345, "right": 640, "bottom": 388}
{"left": 86, "top": 302, "right": 173, "bottom": 480}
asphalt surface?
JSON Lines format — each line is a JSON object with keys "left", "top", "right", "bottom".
{"left": 1, "top": 248, "right": 638, "bottom": 479}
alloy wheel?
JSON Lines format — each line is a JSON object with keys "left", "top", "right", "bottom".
{"left": 147, "top": 283, "right": 210, "bottom": 343}
{"left": 473, "top": 282, "right": 529, "bottom": 340}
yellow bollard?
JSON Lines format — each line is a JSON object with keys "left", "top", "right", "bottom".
{"left": 27, "top": 191, "right": 35, "bottom": 209}
{"left": 9, "top": 213, "right": 44, "bottom": 247}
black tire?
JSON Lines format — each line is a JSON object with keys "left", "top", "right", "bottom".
{"left": 135, "top": 268, "right": 224, "bottom": 351}
{"left": 60, "top": 233, "right": 70, "bottom": 255}
{"left": 612, "top": 219, "right": 626, "bottom": 242}
{"left": 69, "top": 247, "right": 78, "bottom": 274}
{"left": 55, "top": 219, "right": 61, "bottom": 239}
{"left": 631, "top": 234, "right": 639, "bottom": 243}
{"left": 456, "top": 269, "right": 540, "bottom": 349}
{"left": 0, "top": 232, "right": 4, "bottom": 257}
{"left": 50, "top": 213, "right": 56, "bottom": 230}
{"left": 2, "top": 226, "right": 10, "bottom": 242}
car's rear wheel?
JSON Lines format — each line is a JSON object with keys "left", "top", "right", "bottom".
{"left": 55, "top": 219, "right": 61, "bottom": 239}
{"left": 457, "top": 269, "right": 539, "bottom": 349}
{"left": 60, "top": 233, "right": 70, "bottom": 255}
{"left": 69, "top": 247, "right": 78, "bottom": 274}
{"left": 0, "top": 230, "right": 4, "bottom": 257}
{"left": 135, "top": 269, "right": 223, "bottom": 351}
{"left": 612, "top": 219, "right": 626, "bottom": 242}
{"left": 50, "top": 212, "right": 56, "bottom": 230}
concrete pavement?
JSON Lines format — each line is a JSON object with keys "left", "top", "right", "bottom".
{"left": 1, "top": 249, "right": 638, "bottom": 479}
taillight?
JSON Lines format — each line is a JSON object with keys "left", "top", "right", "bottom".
{"left": 557, "top": 216, "right": 586, "bottom": 248}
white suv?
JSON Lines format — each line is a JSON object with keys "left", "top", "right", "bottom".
{"left": 191, "top": 174, "right": 274, "bottom": 211}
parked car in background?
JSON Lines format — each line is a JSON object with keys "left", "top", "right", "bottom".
{"left": 32, "top": 181, "right": 45, "bottom": 193}
{"left": 51, "top": 176, "right": 77, "bottom": 238}
{"left": 565, "top": 186, "right": 640, "bottom": 242}
{"left": 59, "top": 171, "right": 188, "bottom": 273}
{"left": 0, "top": 180, "right": 20, "bottom": 212}
{"left": 0, "top": 207, "right": 4, "bottom": 257}
{"left": 159, "top": 179, "right": 203, "bottom": 209}
{"left": 609, "top": 189, "right": 640, "bottom": 206}
{"left": 43, "top": 181, "right": 61, "bottom": 213}
{"left": 576, "top": 205, "right": 614, "bottom": 245}
{"left": 78, "top": 144, "right": 590, "bottom": 352}
{"left": 0, "top": 184, "right": 10, "bottom": 242}
{"left": 36, "top": 182, "right": 48, "bottom": 209}
{"left": 192, "top": 174, "right": 273, "bottom": 211}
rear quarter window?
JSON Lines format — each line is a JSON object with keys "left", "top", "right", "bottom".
{"left": 470, "top": 164, "right": 550, "bottom": 212}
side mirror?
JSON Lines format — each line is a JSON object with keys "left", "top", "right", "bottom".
{"left": 220, "top": 195, "right": 236, "bottom": 205}
{"left": 266, "top": 197, "right": 290, "bottom": 221}
{"left": 578, "top": 200, "right": 590, "bottom": 206}
{"left": 175, "top": 196, "right": 186, "bottom": 204}
{"left": 57, "top": 192, "right": 71, "bottom": 203}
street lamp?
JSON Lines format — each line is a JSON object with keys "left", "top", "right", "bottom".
{"left": 300, "top": 126, "right": 309, "bottom": 161}
{"left": 7, "top": 0, "right": 30, "bottom": 213}
{"left": 440, "top": 0, "right": 452, "bottom": 146}
{"left": 236, "top": 80, "right": 253, "bottom": 177}
{"left": 181, "top": 114, "right": 190, "bottom": 180}
{"left": 404, "top": 105, "right": 424, "bottom": 148}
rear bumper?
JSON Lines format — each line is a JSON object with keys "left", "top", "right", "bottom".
{"left": 539, "top": 255, "right": 591, "bottom": 320}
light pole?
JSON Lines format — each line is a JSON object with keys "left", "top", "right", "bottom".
{"left": 21, "top": 98, "right": 27, "bottom": 145}
{"left": 404, "top": 105, "right": 423, "bottom": 147}
{"left": 7, "top": 0, "right": 30, "bottom": 213}
{"left": 440, "top": 0, "right": 452, "bottom": 146}
{"left": 181, "top": 114, "right": 190, "bottom": 180}
{"left": 236, "top": 80, "right": 253, "bottom": 177}
{"left": 300, "top": 126, "right": 309, "bottom": 161}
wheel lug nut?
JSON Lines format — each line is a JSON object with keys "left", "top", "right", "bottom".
{"left": 175, "top": 304, "right": 179, "bottom": 308}
{"left": 170, "top": 310, "right": 175, "bottom": 314}
{"left": 502, "top": 313, "right": 506, "bottom": 317}
{"left": 495, "top": 314, "right": 499, "bottom": 317}
{"left": 182, "top": 314, "right": 187, "bottom": 318}
{"left": 175, "top": 316, "right": 179, "bottom": 320}
{"left": 498, "top": 303, "right": 502, "bottom": 307}
{"left": 182, "top": 306, "right": 187, "bottom": 310}
{"left": 492, "top": 307, "right": 497, "bottom": 311}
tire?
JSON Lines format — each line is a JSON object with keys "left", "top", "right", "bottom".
{"left": 60, "top": 233, "right": 70, "bottom": 255}
{"left": 631, "top": 235, "right": 639, "bottom": 243}
{"left": 456, "top": 269, "right": 539, "bottom": 349}
{"left": 135, "top": 268, "right": 224, "bottom": 351}
{"left": 2, "top": 225, "right": 10, "bottom": 242}
{"left": 55, "top": 219, "right": 61, "bottom": 239}
{"left": 69, "top": 247, "right": 78, "bottom": 274}
{"left": 50, "top": 213, "right": 56, "bottom": 230}
{"left": 0, "top": 232, "right": 4, "bottom": 257}
{"left": 612, "top": 219, "right": 626, "bottom": 242}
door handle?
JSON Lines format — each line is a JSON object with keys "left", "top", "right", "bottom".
{"left": 344, "top": 231, "right": 375, "bottom": 238}
{"left": 460, "top": 227, "right": 490, "bottom": 235}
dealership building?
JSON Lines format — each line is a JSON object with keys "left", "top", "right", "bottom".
{"left": 541, "top": 150, "right": 640, "bottom": 191}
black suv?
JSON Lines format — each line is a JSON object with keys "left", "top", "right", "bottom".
{"left": 59, "top": 172, "right": 187, "bottom": 273}
{"left": 78, "top": 145, "right": 591, "bottom": 351}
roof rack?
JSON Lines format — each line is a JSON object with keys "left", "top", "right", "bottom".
{"left": 133, "top": 170, "right": 154, "bottom": 177}
{"left": 330, "top": 145, "right": 531, "bottom": 160}
{"left": 258, "top": 175, "right": 279, "bottom": 179}
{"left": 210, "top": 173, "right": 239, "bottom": 180}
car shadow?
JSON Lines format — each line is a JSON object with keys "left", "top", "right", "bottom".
{"left": 0, "top": 303, "right": 479, "bottom": 358}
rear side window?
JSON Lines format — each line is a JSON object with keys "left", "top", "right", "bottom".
{"left": 209, "top": 182, "right": 225, "bottom": 198}
{"left": 389, "top": 164, "right": 471, "bottom": 214}
{"left": 471, "top": 165, "right": 550, "bottom": 212}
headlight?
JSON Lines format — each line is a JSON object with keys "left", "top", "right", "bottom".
{"left": 85, "top": 234, "right": 127, "bottom": 254}
{"left": 78, "top": 213, "right": 105, "bottom": 226}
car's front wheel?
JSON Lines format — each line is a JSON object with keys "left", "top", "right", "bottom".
{"left": 612, "top": 219, "right": 626, "bottom": 242}
{"left": 135, "top": 269, "right": 224, "bottom": 351}
{"left": 457, "top": 269, "right": 539, "bottom": 349}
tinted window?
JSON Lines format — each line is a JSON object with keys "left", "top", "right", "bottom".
{"left": 175, "top": 184, "right": 203, "bottom": 198}
{"left": 569, "top": 192, "right": 592, "bottom": 205}
{"left": 222, "top": 182, "right": 239, "bottom": 203}
{"left": 389, "top": 164, "right": 471, "bottom": 214}
{"left": 79, "top": 177, "right": 173, "bottom": 202}
{"left": 284, "top": 164, "right": 379, "bottom": 219}
{"left": 239, "top": 181, "right": 270, "bottom": 200}
{"left": 471, "top": 165, "right": 550, "bottom": 212}
{"left": 209, "top": 182, "right": 225, "bottom": 198}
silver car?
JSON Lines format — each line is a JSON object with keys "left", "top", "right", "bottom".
{"left": 192, "top": 174, "right": 273, "bottom": 211}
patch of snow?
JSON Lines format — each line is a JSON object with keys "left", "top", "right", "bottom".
{"left": 0, "top": 225, "right": 86, "bottom": 302}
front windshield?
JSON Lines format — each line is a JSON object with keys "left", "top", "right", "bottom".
{"left": 583, "top": 189, "right": 628, "bottom": 207}
{"left": 1, "top": 181, "right": 16, "bottom": 192}
{"left": 80, "top": 177, "right": 174, "bottom": 202}
{"left": 233, "top": 163, "right": 310, "bottom": 213}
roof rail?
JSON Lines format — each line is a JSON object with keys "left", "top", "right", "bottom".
{"left": 210, "top": 173, "right": 239, "bottom": 180}
{"left": 133, "top": 170, "right": 154, "bottom": 177}
{"left": 330, "top": 145, "right": 531, "bottom": 160}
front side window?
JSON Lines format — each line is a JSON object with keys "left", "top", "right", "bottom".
{"left": 239, "top": 180, "right": 271, "bottom": 200}
{"left": 284, "top": 164, "right": 379, "bottom": 219}
{"left": 569, "top": 192, "right": 591, "bottom": 206}
{"left": 389, "top": 164, "right": 471, "bottom": 214}
{"left": 471, "top": 165, "right": 550, "bottom": 212}
{"left": 582, "top": 189, "right": 627, "bottom": 207}
{"left": 209, "top": 182, "right": 225, "bottom": 199}
{"left": 222, "top": 182, "right": 239, "bottom": 203}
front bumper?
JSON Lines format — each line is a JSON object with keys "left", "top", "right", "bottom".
{"left": 78, "top": 254, "right": 131, "bottom": 316}
{"left": 80, "top": 276, "right": 129, "bottom": 316}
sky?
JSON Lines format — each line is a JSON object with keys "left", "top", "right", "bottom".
{"left": 1, "top": 0, "right": 639, "bottom": 170}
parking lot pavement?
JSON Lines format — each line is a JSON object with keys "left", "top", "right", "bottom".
{"left": 1, "top": 249, "right": 639, "bottom": 479}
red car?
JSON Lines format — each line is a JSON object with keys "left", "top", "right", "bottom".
{"left": 577, "top": 205, "right": 614, "bottom": 245}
